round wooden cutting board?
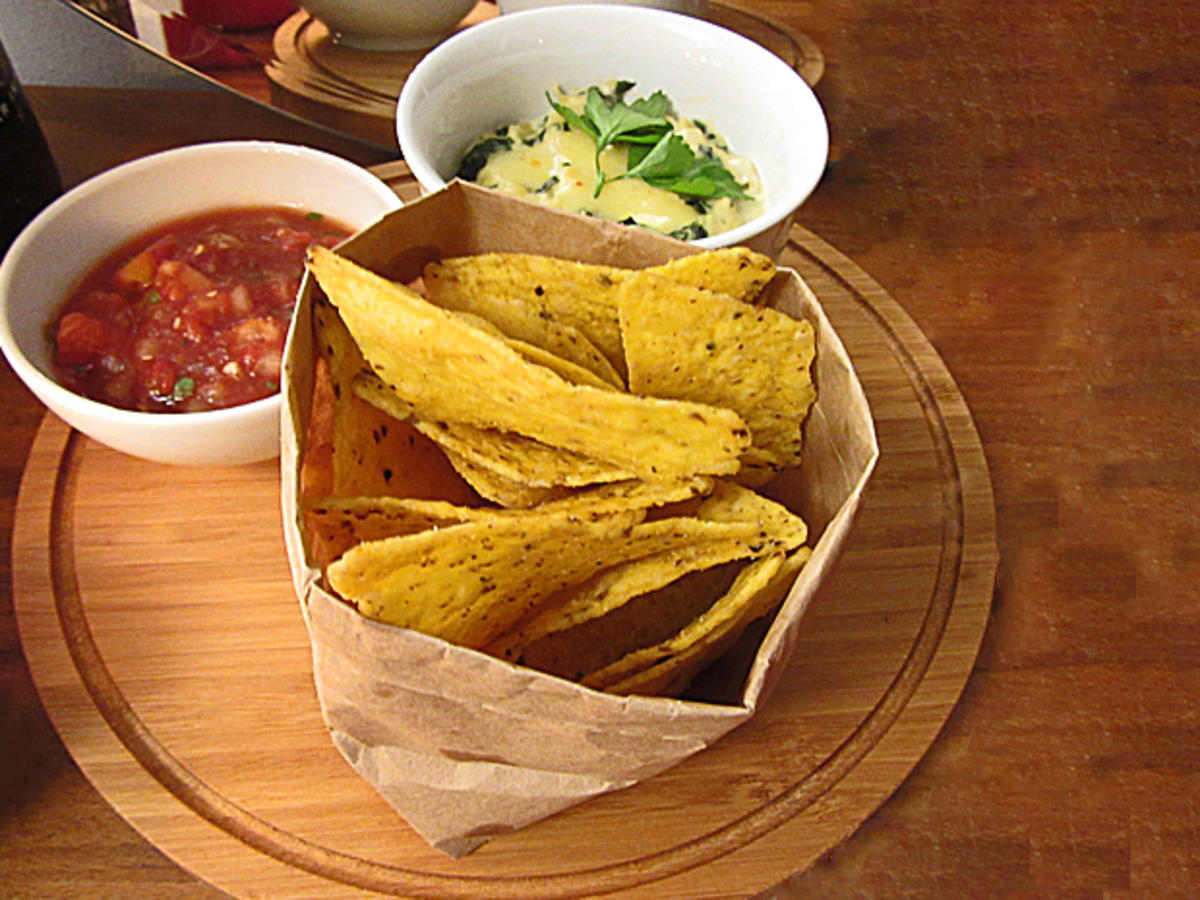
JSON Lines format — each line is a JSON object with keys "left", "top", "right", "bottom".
{"left": 13, "top": 168, "right": 997, "bottom": 899}
{"left": 265, "top": 1, "right": 825, "bottom": 148}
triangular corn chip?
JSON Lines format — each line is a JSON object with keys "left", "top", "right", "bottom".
{"left": 307, "top": 247, "right": 750, "bottom": 482}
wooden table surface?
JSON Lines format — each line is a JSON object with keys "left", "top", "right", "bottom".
{"left": 3, "top": 1, "right": 1199, "bottom": 896}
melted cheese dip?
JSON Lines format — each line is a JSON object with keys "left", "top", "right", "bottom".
{"left": 459, "top": 85, "right": 765, "bottom": 240}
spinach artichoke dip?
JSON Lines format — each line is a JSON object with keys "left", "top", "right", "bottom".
{"left": 456, "top": 81, "right": 765, "bottom": 241}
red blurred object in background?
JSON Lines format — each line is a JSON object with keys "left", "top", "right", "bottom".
{"left": 161, "top": 15, "right": 258, "bottom": 69}
{"left": 180, "top": 0, "right": 295, "bottom": 30}
{"left": 153, "top": 0, "right": 295, "bottom": 71}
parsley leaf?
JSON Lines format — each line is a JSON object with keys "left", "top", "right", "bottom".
{"left": 621, "top": 134, "right": 752, "bottom": 200}
{"left": 548, "top": 86, "right": 673, "bottom": 195}
{"left": 547, "top": 84, "right": 751, "bottom": 202}
{"left": 171, "top": 377, "right": 196, "bottom": 403}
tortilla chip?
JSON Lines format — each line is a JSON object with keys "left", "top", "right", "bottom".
{"left": 693, "top": 479, "right": 809, "bottom": 545}
{"left": 350, "top": 368, "right": 630, "bottom": 494}
{"left": 303, "top": 245, "right": 820, "bottom": 698}
{"left": 442, "top": 449, "right": 562, "bottom": 508}
{"left": 415, "top": 419, "right": 635, "bottom": 490}
{"left": 452, "top": 308, "right": 621, "bottom": 390}
{"left": 422, "top": 249, "right": 776, "bottom": 381}
{"left": 485, "top": 540, "right": 763, "bottom": 663}
{"left": 301, "top": 495, "right": 491, "bottom": 549}
{"left": 501, "top": 336, "right": 623, "bottom": 391}
{"left": 325, "top": 510, "right": 793, "bottom": 649}
{"left": 300, "top": 355, "right": 336, "bottom": 503}
{"left": 584, "top": 544, "right": 812, "bottom": 695}
{"left": 486, "top": 480, "right": 807, "bottom": 657}
{"left": 312, "top": 295, "right": 478, "bottom": 503}
{"left": 617, "top": 271, "right": 817, "bottom": 472}
{"left": 646, "top": 247, "right": 776, "bottom": 303}
{"left": 307, "top": 247, "right": 750, "bottom": 483}
{"left": 509, "top": 560, "right": 746, "bottom": 682}
{"left": 306, "top": 476, "right": 713, "bottom": 562}
{"left": 424, "top": 252, "right": 627, "bottom": 379}
{"left": 536, "top": 476, "right": 714, "bottom": 517}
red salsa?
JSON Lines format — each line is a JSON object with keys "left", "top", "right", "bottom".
{"left": 48, "top": 205, "right": 350, "bottom": 412}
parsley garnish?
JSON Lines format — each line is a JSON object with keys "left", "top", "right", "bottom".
{"left": 172, "top": 377, "right": 196, "bottom": 402}
{"left": 546, "top": 83, "right": 750, "bottom": 202}
{"left": 623, "top": 134, "right": 751, "bottom": 200}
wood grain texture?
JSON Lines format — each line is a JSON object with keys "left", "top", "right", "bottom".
{"left": 5, "top": 0, "right": 1200, "bottom": 894}
{"left": 11, "top": 201, "right": 995, "bottom": 898}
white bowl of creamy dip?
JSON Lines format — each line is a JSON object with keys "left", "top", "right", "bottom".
{"left": 396, "top": 6, "right": 828, "bottom": 257}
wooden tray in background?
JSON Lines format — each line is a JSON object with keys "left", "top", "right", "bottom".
{"left": 13, "top": 166, "right": 997, "bottom": 899}
{"left": 265, "top": 1, "right": 826, "bottom": 148}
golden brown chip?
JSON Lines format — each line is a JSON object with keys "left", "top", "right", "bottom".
{"left": 325, "top": 510, "right": 790, "bottom": 649}
{"left": 486, "top": 480, "right": 806, "bottom": 657}
{"left": 307, "top": 247, "right": 750, "bottom": 482}
{"left": 302, "top": 495, "right": 487, "bottom": 564}
{"left": 500, "top": 337, "right": 623, "bottom": 391}
{"left": 414, "top": 419, "right": 634, "bottom": 490}
{"left": 537, "top": 476, "right": 714, "bottom": 517}
{"left": 352, "top": 368, "right": 632, "bottom": 493}
{"left": 617, "top": 270, "right": 817, "bottom": 472}
{"left": 307, "top": 476, "right": 711, "bottom": 559}
{"left": 300, "top": 354, "right": 336, "bottom": 503}
{"left": 314, "top": 293, "right": 389, "bottom": 496}
{"left": 646, "top": 246, "right": 776, "bottom": 303}
{"left": 507, "top": 560, "right": 745, "bottom": 682}
{"left": 303, "top": 245, "right": 819, "bottom": 698}
{"left": 583, "top": 544, "right": 812, "bottom": 696}
{"left": 451, "top": 308, "right": 622, "bottom": 390}
{"left": 439, "top": 448, "right": 567, "bottom": 508}
{"left": 485, "top": 540, "right": 765, "bottom": 662}
{"left": 422, "top": 249, "right": 775, "bottom": 382}
{"left": 693, "top": 479, "right": 809, "bottom": 546}
{"left": 313, "top": 295, "right": 476, "bottom": 502}
{"left": 424, "top": 252, "right": 627, "bottom": 379}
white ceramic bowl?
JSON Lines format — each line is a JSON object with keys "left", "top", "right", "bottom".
{"left": 396, "top": 6, "right": 828, "bottom": 256}
{"left": 0, "top": 141, "right": 402, "bottom": 467}
{"left": 298, "top": 0, "right": 477, "bottom": 50}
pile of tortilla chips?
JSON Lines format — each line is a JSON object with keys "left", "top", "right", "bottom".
{"left": 299, "top": 244, "right": 818, "bottom": 698}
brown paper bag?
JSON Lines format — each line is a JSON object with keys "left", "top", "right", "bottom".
{"left": 280, "top": 182, "right": 878, "bottom": 857}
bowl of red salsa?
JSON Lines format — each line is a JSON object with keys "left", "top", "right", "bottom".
{"left": 0, "top": 141, "right": 402, "bottom": 466}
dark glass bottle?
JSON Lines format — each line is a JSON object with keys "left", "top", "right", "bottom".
{"left": 1, "top": 36, "right": 62, "bottom": 257}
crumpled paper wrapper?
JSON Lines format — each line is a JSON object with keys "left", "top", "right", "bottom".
{"left": 281, "top": 182, "right": 878, "bottom": 857}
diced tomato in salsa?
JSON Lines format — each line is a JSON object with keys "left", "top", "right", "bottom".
{"left": 48, "top": 206, "right": 350, "bottom": 412}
